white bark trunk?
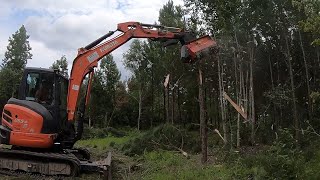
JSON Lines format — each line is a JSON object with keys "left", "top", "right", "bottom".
{"left": 299, "top": 30, "right": 311, "bottom": 118}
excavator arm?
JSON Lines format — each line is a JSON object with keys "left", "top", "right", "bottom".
{"left": 67, "top": 22, "right": 216, "bottom": 122}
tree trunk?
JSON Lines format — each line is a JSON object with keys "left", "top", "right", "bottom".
{"left": 138, "top": 84, "right": 142, "bottom": 130}
{"left": 151, "top": 63, "right": 154, "bottom": 127}
{"left": 166, "top": 85, "right": 169, "bottom": 123}
{"left": 316, "top": 47, "right": 320, "bottom": 68}
{"left": 163, "top": 80, "right": 166, "bottom": 123}
{"left": 237, "top": 65, "right": 243, "bottom": 148}
{"left": 218, "top": 55, "right": 227, "bottom": 145}
{"left": 245, "top": 71, "right": 249, "bottom": 122}
{"left": 199, "top": 68, "right": 207, "bottom": 163}
{"left": 158, "top": 86, "right": 161, "bottom": 121}
{"left": 299, "top": 30, "right": 311, "bottom": 118}
{"left": 233, "top": 47, "right": 240, "bottom": 148}
{"left": 172, "top": 87, "right": 175, "bottom": 124}
{"left": 285, "top": 35, "right": 299, "bottom": 141}
{"left": 178, "top": 83, "right": 182, "bottom": 124}
{"left": 249, "top": 44, "right": 256, "bottom": 145}
{"left": 268, "top": 55, "right": 278, "bottom": 131}
{"left": 276, "top": 58, "right": 283, "bottom": 125}
{"left": 314, "top": 47, "right": 320, "bottom": 91}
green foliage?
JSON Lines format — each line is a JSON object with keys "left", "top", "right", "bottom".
{"left": 122, "top": 0, "right": 202, "bottom": 128}
{"left": 76, "top": 136, "right": 132, "bottom": 151}
{"left": 0, "top": 68, "right": 21, "bottom": 99}
{"left": 159, "top": 0, "right": 184, "bottom": 27}
{"left": 76, "top": 128, "right": 139, "bottom": 159}
{"left": 263, "top": 86, "right": 292, "bottom": 108}
{"left": 81, "top": 126, "right": 129, "bottom": 140}
{"left": 81, "top": 126, "right": 109, "bottom": 139}
{"left": 2, "top": 25, "right": 32, "bottom": 70}
{"left": 88, "top": 54, "right": 123, "bottom": 128}
{"left": 122, "top": 124, "right": 201, "bottom": 156}
{"left": 302, "top": 149, "right": 320, "bottom": 180}
{"left": 123, "top": 40, "right": 146, "bottom": 74}
{"left": 50, "top": 55, "right": 68, "bottom": 77}
{"left": 99, "top": 55, "right": 120, "bottom": 92}
{"left": 293, "top": 0, "right": 320, "bottom": 45}
{"left": 138, "top": 151, "right": 232, "bottom": 180}
{"left": 0, "top": 25, "right": 32, "bottom": 109}
{"left": 228, "top": 129, "right": 318, "bottom": 179}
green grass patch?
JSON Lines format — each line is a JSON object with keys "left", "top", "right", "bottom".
{"left": 75, "top": 129, "right": 140, "bottom": 158}
{"left": 76, "top": 136, "right": 132, "bottom": 150}
{"left": 136, "top": 151, "right": 232, "bottom": 180}
{"left": 76, "top": 128, "right": 140, "bottom": 150}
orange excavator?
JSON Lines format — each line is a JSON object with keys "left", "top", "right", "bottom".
{"left": 0, "top": 22, "right": 216, "bottom": 178}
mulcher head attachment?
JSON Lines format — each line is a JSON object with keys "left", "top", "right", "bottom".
{"left": 180, "top": 35, "right": 217, "bottom": 63}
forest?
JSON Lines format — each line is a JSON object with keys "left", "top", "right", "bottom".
{"left": 1, "top": 0, "right": 320, "bottom": 179}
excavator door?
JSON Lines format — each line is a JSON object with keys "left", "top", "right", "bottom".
{"left": 181, "top": 35, "right": 217, "bottom": 63}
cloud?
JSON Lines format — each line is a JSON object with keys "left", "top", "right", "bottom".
{"left": 27, "top": 40, "right": 66, "bottom": 68}
{"left": 24, "top": 10, "right": 126, "bottom": 51}
{"left": 0, "top": 28, "right": 12, "bottom": 62}
{"left": 0, "top": 0, "right": 184, "bottom": 80}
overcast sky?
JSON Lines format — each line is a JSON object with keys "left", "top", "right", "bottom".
{"left": 0, "top": 0, "right": 183, "bottom": 80}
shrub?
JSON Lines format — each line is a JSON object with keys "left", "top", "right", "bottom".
{"left": 82, "top": 126, "right": 109, "bottom": 139}
{"left": 230, "top": 129, "right": 306, "bottom": 179}
{"left": 121, "top": 124, "right": 201, "bottom": 156}
{"left": 82, "top": 126, "right": 127, "bottom": 140}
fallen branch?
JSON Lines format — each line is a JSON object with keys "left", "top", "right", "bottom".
{"left": 150, "top": 140, "right": 189, "bottom": 158}
{"left": 214, "top": 129, "right": 226, "bottom": 143}
{"left": 295, "top": 121, "right": 320, "bottom": 137}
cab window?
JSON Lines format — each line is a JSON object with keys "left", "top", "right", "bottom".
{"left": 26, "top": 72, "right": 54, "bottom": 105}
{"left": 26, "top": 73, "right": 40, "bottom": 101}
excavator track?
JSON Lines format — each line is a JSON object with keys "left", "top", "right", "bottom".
{"left": 0, "top": 168, "right": 68, "bottom": 179}
{"left": 0, "top": 148, "right": 80, "bottom": 177}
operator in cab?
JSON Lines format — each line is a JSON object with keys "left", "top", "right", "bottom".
{"left": 35, "top": 79, "right": 52, "bottom": 104}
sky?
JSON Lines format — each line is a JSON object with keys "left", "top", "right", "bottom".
{"left": 0, "top": 0, "right": 184, "bottom": 80}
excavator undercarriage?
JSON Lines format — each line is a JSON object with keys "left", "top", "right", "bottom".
{"left": 0, "top": 148, "right": 112, "bottom": 178}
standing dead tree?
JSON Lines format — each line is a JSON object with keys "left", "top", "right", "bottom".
{"left": 199, "top": 66, "right": 207, "bottom": 163}
{"left": 164, "top": 74, "right": 170, "bottom": 123}
{"left": 217, "top": 54, "right": 228, "bottom": 146}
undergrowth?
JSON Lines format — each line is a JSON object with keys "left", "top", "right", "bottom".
{"left": 76, "top": 125, "right": 320, "bottom": 180}
{"left": 121, "top": 124, "right": 202, "bottom": 156}
{"left": 136, "top": 151, "right": 231, "bottom": 180}
{"left": 226, "top": 129, "right": 320, "bottom": 179}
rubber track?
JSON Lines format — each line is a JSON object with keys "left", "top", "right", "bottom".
{"left": 0, "top": 148, "right": 80, "bottom": 177}
{"left": 0, "top": 168, "right": 65, "bottom": 179}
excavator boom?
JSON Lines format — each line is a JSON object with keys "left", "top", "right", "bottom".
{"left": 67, "top": 22, "right": 217, "bottom": 124}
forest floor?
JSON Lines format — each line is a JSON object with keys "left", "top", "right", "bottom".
{"left": 2, "top": 126, "right": 320, "bottom": 180}
{"left": 76, "top": 133, "right": 233, "bottom": 180}
{"left": 75, "top": 126, "right": 320, "bottom": 180}
{"left": 74, "top": 127, "right": 270, "bottom": 180}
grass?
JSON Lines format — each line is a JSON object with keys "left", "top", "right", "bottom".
{"left": 76, "top": 126, "right": 231, "bottom": 180}
{"left": 9, "top": 126, "right": 320, "bottom": 180}
{"left": 76, "top": 136, "right": 132, "bottom": 150}
{"left": 2, "top": 128, "right": 232, "bottom": 180}
{"left": 133, "top": 150, "right": 232, "bottom": 180}
{"left": 75, "top": 129, "right": 140, "bottom": 157}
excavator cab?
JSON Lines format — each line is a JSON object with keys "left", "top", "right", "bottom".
{"left": 0, "top": 67, "right": 68, "bottom": 148}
